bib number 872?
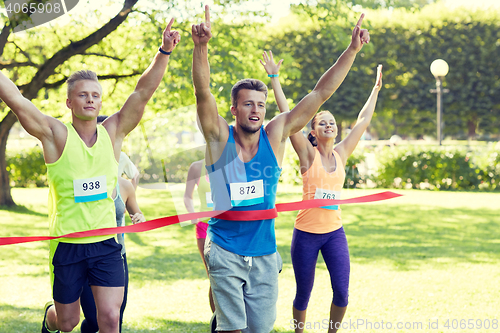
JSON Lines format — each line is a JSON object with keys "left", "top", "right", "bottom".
{"left": 240, "top": 185, "right": 256, "bottom": 195}
{"left": 83, "top": 181, "right": 100, "bottom": 191}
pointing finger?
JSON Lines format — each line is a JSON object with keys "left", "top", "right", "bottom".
{"left": 205, "top": 5, "right": 210, "bottom": 26}
{"left": 166, "top": 18, "right": 174, "bottom": 31}
{"left": 356, "top": 13, "right": 365, "bottom": 28}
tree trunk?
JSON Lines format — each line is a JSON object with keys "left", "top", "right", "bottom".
{"left": 467, "top": 115, "right": 477, "bottom": 140}
{"left": 0, "top": 0, "right": 139, "bottom": 206}
{"left": 0, "top": 112, "right": 18, "bottom": 206}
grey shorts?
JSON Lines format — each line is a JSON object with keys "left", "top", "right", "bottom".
{"left": 204, "top": 238, "right": 283, "bottom": 333}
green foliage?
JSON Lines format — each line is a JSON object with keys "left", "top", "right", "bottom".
{"left": 477, "top": 143, "right": 500, "bottom": 191}
{"left": 266, "top": 3, "right": 500, "bottom": 140}
{"left": 140, "top": 147, "right": 205, "bottom": 184}
{"left": 6, "top": 146, "right": 47, "bottom": 188}
{"left": 367, "top": 4, "right": 500, "bottom": 139}
{"left": 348, "top": 0, "right": 435, "bottom": 9}
{"left": 344, "top": 150, "right": 365, "bottom": 188}
{"left": 374, "top": 145, "right": 492, "bottom": 190}
{"left": 280, "top": 141, "right": 302, "bottom": 186}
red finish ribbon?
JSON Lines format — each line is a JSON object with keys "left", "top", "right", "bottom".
{"left": 0, "top": 191, "right": 402, "bottom": 246}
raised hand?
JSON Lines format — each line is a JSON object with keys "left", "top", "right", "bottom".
{"left": 259, "top": 51, "right": 283, "bottom": 75}
{"left": 192, "top": 5, "right": 212, "bottom": 45}
{"left": 349, "top": 13, "right": 370, "bottom": 53}
{"left": 161, "top": 18, "right": 181, "bottom": 52}
{"left": 374, "top": 64, "right": 383, "bottom": 91}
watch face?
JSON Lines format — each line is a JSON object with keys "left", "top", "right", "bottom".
{"left": 6, "top": 0, "right": 80, "bottom": 33}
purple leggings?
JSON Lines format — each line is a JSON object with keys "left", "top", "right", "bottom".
{"left": 291, "top": 227, "right": 350, "bottom": 311}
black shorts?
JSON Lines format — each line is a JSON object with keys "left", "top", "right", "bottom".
{"left": 50, "top": 238, "right": 124, "bottom": 304}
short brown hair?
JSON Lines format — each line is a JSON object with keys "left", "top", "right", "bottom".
{"left": 231, "top": 79, "right": 268, "bottom": 107}
{"left": 66, "top": 70, "right": 101, "bottom": 97}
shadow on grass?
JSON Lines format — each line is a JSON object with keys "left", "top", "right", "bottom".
{"left": 0, "top": 304, "right": 292, "bottom": 333}
{"left": 0, "top": 304, "right": 41, "bottom": 332}
{"left": 128, "top": 242, "right": 207, "bottom": 283}
{"left": 124, "top": 318, "right": 209, "bottom": 333}
{"left": 0, "top": 305, "right": 211, "bottom": 333}
{"left": 124, "top": 318, "right": 286, "bottom": 333}
{"left": 0, "top": 204, "right": 46, "bottom": 217}
{"left": 277, "top": 204, "right": 500, "bottom": 270}
{"left": 129, "top": 203, "right": 500, "bottom": 281}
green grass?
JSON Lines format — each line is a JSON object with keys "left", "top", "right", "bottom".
{"left": 1, "top": 186, "right": 499, "bottom": 332}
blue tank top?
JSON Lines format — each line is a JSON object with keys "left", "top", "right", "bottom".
{"left": 206, "top": 125, "right": 282, "bottom": 256}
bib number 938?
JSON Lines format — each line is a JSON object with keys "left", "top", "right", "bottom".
{"left": 74, "top": 175, "right": 108, "bottom": 203}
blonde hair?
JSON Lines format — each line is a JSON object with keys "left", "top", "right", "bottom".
{"left": 66, "top": 70, "right": 101, "bottom": 97}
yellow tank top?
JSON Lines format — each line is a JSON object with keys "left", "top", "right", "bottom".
{"left": 196, "top": 160, "right": 212, "bottom": 221}
{"left": 46, "top": 123, "right": 118, "bottom": 243}
{"left": 295, "top": 148, "right": 345, "bottom": 234}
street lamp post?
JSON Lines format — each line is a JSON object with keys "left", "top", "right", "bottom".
{"left": 430, "top": 59, "right": 449, "bottom": 146}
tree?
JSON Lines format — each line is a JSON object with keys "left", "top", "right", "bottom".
{"left": 266, "top": 2, "right": 500, "bottom": 141}
{"left": 0, "top": 0, "right": 140, "bottom": 206}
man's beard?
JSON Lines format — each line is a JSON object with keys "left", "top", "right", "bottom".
{"left": 240, "top": 122, "right": 260, "bottom": 134}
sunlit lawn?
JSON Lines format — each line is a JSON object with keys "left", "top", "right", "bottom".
{"left": 0, "top": 186, "right": 499, "bottom": 332}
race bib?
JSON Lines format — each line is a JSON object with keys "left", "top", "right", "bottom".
{"left": 230, "top": 179, "right": 264, "bottom": 207}
{"left": 73, "top": 175, "right": 107, "bottom": 203}
{"left": 206, "top": 192, "right": 213, "bottom": 208}
{"left": 314, "top": 188, "right": 341, "bottom": 210}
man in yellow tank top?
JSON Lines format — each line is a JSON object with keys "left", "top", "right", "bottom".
{"left": 0, "top": 19, "right": 181, "bottom": 333}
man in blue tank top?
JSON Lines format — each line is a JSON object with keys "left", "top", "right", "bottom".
{"left": 192, "top": 6, "right": 370, "bottom": 333}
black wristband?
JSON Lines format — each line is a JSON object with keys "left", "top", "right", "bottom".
{"left": 158, "top": 47, "right": 172, "bottom": 55}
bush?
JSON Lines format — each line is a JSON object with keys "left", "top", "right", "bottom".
{"left": 480, "top": 143, "right": 500, "bottom": 191}
{"left": 374, "top": 146, "right": 488, "bottom": 190}
{"left": 7, "top": 146, "right": 47, "bottom": 188}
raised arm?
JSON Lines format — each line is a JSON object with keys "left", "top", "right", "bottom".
{"left": 0, "top": 71, "right": 64, "bottom": 162}
{"left": 260, "top": 51, "right": 289, "bottom": 113}
{"left": 261, "top": 51, "right": 315, "bottom": 172}
{"left": 281, "top": 14, "right": 370, "bottom": 138}
{"left": 335, "top": 65, "right": 382, "bottom": 166}
{"left": 192, "top": 5, "right": 222, "bottom": 144}
{"left": 105, "top": 18, "right": 181, "bottom": 147}
{"left": 183, "top": 161, "right": 203, "bottom": 225}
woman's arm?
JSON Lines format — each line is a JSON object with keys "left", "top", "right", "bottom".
{"left": 260, "top": 51, "right": 315, "bottom": 172}
{"left": 120, "top": 178, "right": 146, "bottom": 224}
{"left": 335, "top": 65, "right": 383, "bottom": 166}
{"left": 183, "top": 160, "right": 203, "bottom": 224}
